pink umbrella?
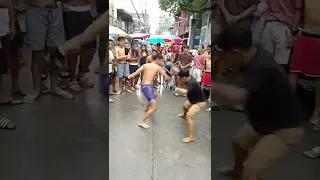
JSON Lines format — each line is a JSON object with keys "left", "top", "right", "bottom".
{"left": 163, "top": 35, "right": 183, "bottom": 44}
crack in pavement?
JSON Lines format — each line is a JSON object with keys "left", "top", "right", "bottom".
{"left": 151, "top": 126, "right": 155, "bottom": 180}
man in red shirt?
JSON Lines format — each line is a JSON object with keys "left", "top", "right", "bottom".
{"left": 191, "top": 45, "right": 205, "bottom": 83}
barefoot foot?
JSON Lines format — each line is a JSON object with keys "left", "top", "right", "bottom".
{"left": 182, "top": 137, "right": 194, "bottom": 143}
{"left": 138, "top": 123, "right": 150, "bottom": 129}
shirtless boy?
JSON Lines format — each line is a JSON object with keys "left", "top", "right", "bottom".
{"left": 115, "top": 37, "right": 131, "bottom": 93}
{"left": 127, "top": 54, "right": 169, "bottom": 129}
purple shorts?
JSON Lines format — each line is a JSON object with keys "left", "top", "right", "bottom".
{"left": 141, "top": 84, "right": 156, "bottom": 103}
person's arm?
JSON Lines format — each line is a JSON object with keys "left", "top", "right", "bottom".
{"left": 158, "top": 67, "right": 169, "bottom": 81}
{"left": 8, "top": 0, "right": 16, "bottom": 40}
{"left": 61, "top": 10, "right": 109, "bottom": 54}
{"left": 177, "top": 55, "right": 182, "bottom": 67}
{"left": 292, "top": 0, "right": 302, "bottom": 31}
{"left": 115, "top": 48, "right": 126, "bottom": 61}
{"left": 212, "top": 67, "right": 266, "bottom": 105}
{"left": 128, "top": 65, "right": 144, "bottom": 79}
{"left": 216, "top": 0, "right": 258, "bottom": 23}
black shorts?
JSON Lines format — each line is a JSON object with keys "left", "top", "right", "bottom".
{"left": 129, "top": 65, "right": 139, "bottom": 74}
{"left": 0, "top": 36, "right": 8, "bottom": 74}
{"left": 63, "top": 9, "right": 95, "bottom": 48}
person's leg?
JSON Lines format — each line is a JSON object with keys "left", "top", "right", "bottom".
{"left": 182, "top": 102, "right": 205, "bottom": 143}
{"left": 139, "top": 101, "right": 157, "bottom": 128}
{"left": 129, "top": 65, "right": 135, "bottom": 90}
{"left": 46, "top": 6, "right": 72, "bottom": 99}
{"left": 242, "top": 127, "right": 303, "bottom": 180}
{"left": 310, "top": 79, "right": 320, "bottom": 125}
{"left": 117, "top": 64, "right": 124, "bottom": 92}
{"left": 23, "top": 6, "right": 48, "bottom": 103}
{"left": 78, "top": 47, "right": 95, "bottom": 88}
{"left": 179, "top": 100, "right": 192, "bottom": 118}
{"left": 66, "top": 53, "right": 81, "bottom": 91}
{"left": 124, "top": 64, "right": 132, "bottom": 93}
{"left": 217, "top": 124, "right": 261, "bottom": 177}
{"left": 7, "top": 33, "right": 22, "bottom": 95}
{"left": 289, "top": 72, "right": 299, "bottom": 92}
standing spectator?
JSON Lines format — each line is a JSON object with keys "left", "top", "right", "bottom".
{"left": 175, "top": 45, "right": 193, "bottom": 96}
{"left": 289, "top": 0, "right": 320, "bottom": 158}
{"left": 0, "top": 2, "right": 23, "bottom": 104}
{"left": 23, "top": 0, "right": 73, "bottom": 103}
{"left": 128, "top": 42, "right": 140, "bottom": 91}
{"left": 261, "top": 0, "right": 302, "bottom": 70}
{"left": 62, "top": 0, "right": 97, "bottom": 91}
{"left": 191, "top": 45, "right": 205, "bottom": 84}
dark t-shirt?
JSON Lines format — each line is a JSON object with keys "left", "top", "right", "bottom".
{"left": 187, "top": 77, "right": 207, "bottom": 104}
{"left": 241, "top": 47, "right": 304, "bottom": 134}
{"left": 96, "top": 0, "right": 109, "bottom": 15}
{"left": 178, "top": 53, "right": 193, "bottom": 66}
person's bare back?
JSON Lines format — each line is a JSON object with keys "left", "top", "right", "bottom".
{"left": 305, "top": 0, "right": 320, "bottom": 33}
{"left": 141, "top": 63, "right": 163, "bottom": 84}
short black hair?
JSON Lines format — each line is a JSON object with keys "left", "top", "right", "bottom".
{"left": 156, "top": 43, "right": 161, "bottom": 46}
{"left": 178, "top": 69, "right": 190, "bottom": 78}
{"left": 118, "top": 37, "right": 125, "bottom": 41}
{"left": 152, "top": 54, "right": 162, "bottom": 61}
{"left": 199, "top": 45, "right": 204, "bottom": 49}
{"left": 217, "top": 26, "right": 252, "bottom": 50}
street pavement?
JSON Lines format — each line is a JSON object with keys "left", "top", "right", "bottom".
{"left": 0, "top": 52, "right": 319, "bottom": 180}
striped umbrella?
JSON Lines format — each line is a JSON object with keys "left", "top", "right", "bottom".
{"left": 129, "top": 33, "right": 150, "bottom": 39}
{"left": 109, "top": 26, "right": 128, "bottom": 37}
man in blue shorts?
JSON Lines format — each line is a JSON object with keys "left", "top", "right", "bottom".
{"left": 128, "top": 54, "right": 169, "bottom": 128}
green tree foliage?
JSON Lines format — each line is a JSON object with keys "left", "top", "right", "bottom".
{"left": 159, "top": 0, "right": 211, "bottom": 15}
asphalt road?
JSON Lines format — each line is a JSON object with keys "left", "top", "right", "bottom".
{"left": 0, "top": 52, "right": 319, "bottom": 180}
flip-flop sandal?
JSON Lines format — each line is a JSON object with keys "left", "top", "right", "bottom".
{"left": 0, "top": 98, "right": 23, "bottom": 105}
{"left": 109, "top": 99, "right": 114, "bottom": 103}
{"left": 52, "top": 89, "right": 73, "bottom": 99}
{"left": 40, "top": 85, "right": 51, "bottom": 94}
{"left": 69, "top": 81, "right": 82, "bottom": 92}
{"left": 313, "top": 124, "right": 320, "bottom": 132}
{"left": 0, "top": 116, "right": 16, "bottom": 130}
{"left": 23, "top": 94, "right": 39, "bottom": 104}
{"left": 303, "top": 147, "right": 320, "bottom": 159}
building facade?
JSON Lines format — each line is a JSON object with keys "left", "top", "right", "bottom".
{"left": 109, "top": 0, "right": 117, "bottom": 26}
{"left": 117, "top": 9, "right": 134, "bottom": 34}
{"left": 131, "top": 12, "right": 150, "bottom": 33}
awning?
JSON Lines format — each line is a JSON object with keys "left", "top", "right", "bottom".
{"left": 117, "top": 9, "right": 133, "bottom": 23}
